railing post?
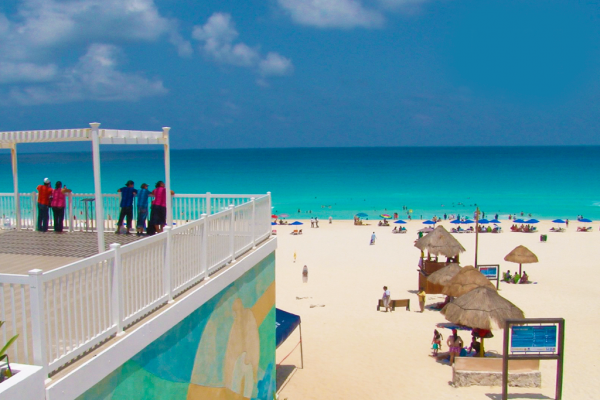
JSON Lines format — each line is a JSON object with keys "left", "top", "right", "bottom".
{"left": 28, "top": 269, "right": 48, "bottom": 377}
{"left": 201, "top": 213, "right": 209, "bottom": 279}
{"left": 31, "top": 192, "right": 37, "bottom": 231}
{"left": 164, "top": 226, "right": 173, "bottom": 303}
{"left": 68, "top": 192, "right": 74, "bottom": 232}
{"left": 251, "top": 197, "right": 256, "bottom": 249}
{"left": 109, "top": 243, "right": 124, "bottom": 335}
{"left": 229, "top": 205, "right": 235, "bottom": 263}
{"left": 206, "top": 192, "right": 211, "bottom": 215}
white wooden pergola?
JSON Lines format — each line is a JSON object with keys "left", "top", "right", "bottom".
{"left": 0, "top": 122, "right": 172, "bottom": 253}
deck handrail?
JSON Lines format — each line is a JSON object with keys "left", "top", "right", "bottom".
{"left": 0, "top": 193, "right": 272, "bottom": 377}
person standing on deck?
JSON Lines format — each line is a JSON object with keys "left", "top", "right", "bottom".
{"left": 36, "top": 177, "right": 53, "bottom": 232}
{"left": 136, "top": 183, "right": 150, "bottom": 236}
{"left": 51, "top": 181, "right": 71, "bottom": 232}
{"left": 116, "top": 180, "right": 137, "bottom": 234}
{"left": 150, "top": 180, "right": 174, "bottom": 233}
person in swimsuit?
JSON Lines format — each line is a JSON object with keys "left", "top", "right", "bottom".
{"left": 431, "top": 329, "right": 443, "bottom": 356}
{"left": 446, "top": 329, "right": 463, "bottom": 365}
{"left": 382, "top": 286, "right": 391, "bottom": 312}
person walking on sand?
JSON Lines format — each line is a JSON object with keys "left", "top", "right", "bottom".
{"left": 51, "top": 181, "right": 71, "bottom": 232}
{"left": 293, "top": 251, "right": 297, "bottom": 263}
{"left": 329, "top": 216, "right": 332, "bottom": 224}
{"left": 36, "top": 178, "right": 53, "bottom": 232}
{"left": 370, "top": 232, "right": 377, "bottom": 245}
{"left": 302, "top": 265, "right": 308, "bottom": 283}
{"left": 310, "top": 217, "right": 314, "bottom": 228}
{"left": 447, "top": 329, "right": 463, "bottom": 365}
{"left": 432, "top": 329, "right": 443, "bottom": 356}
{"left": 382, "top": 286, "right": 391, "bottom": 312}
{"left": 116, "top": 180, "right": 137, "bottom": 234}
{"left": 315, "top": 217, "right": 319, "bottom": 228}
{"left": 418, "top": 287, "right": 427, "bottom": 312}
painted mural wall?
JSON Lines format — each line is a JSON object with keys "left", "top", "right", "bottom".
{"left": 78, "top": 252, "right": 276, "bottom": 400}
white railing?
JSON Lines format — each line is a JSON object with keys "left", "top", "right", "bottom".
{"left": 0, "top": 193, "right": 272, "bottom": 376}
{"left": 0, "top": 192, "right": 266, "bottom": 232}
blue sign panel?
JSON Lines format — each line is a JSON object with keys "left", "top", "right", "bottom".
{"left": 480, "top": 266, "right": 498, "bottom": 280}
{"left": 511, "top": 325, "right": 557, "bottom": 352}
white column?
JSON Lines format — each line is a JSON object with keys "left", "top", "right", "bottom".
{"left": 164, "top": 226, "right": 173, "bottom": 303}
{"left": 229, "top": 205, "right": 235, "bottom": 263}
{"left": 162, "top": 127, "right": 173, "bottom": 229}
{"left": 28, "top": 269, "right": 48, "bottom": 377}
{"left": 109, "top": 243, "right": 124, "bottom": 335}
{"left": 90, "top": 122, "right": 105, "bottom": 253}
{"left": 206, "top": 192, "right": 212, "bottom": 215}
{"left": 201, "top": 213, "right": 209, "bottom": 280}
{"left": 68, "top": 192, "right": 74, "bottom": 232}
{"left": 10, "top": 144, "right": 21, "bottom": 230}
{"left": 251, "top": 197, "right": 256, "bottom": 248}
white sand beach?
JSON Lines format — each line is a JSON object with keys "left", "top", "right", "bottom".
{"left": 275, "top": 219, "right": 600, "bottom": 399}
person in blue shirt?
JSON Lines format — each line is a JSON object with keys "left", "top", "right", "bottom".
{"left": 115, "top": 180, "right": 137, "bottom": 234}
{"left": 136, "top": 183, "right": 150, "bottom": 236}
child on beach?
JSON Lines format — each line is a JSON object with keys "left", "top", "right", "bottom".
{"left": 431, "top": 329, "right": 443, "bottom": 356}
{"left": 382, "top": 286, "right": 391, "bottom": 312}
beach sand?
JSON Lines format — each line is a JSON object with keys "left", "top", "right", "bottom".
{"left": 275, "top": 219, "right": 600, "bottom": 399}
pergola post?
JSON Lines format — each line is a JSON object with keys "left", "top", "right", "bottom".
{"left": 90, "top": 122, "right": 105, "bottom": 253}
{"left": 163, "top": 127, "right": 173, "bottom": 229}
{"left": 10, "top": 144, "right": 21, "bottom": 230}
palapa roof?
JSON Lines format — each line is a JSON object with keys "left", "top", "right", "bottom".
{"left": 427, "top": 263, "right": 462, "bottom": 286}
{"left": 442, "top": 265, "right": 495, "bottom": 297}
{"left": 441, "top": 286, "right": 525, "bottom": 330}
{"left": 414, "top": 226, "right": 465, "bottom": 257}
{"left": 504, "top": 245, "right": 538, "bottom": 264}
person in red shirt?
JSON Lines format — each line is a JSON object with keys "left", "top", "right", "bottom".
{"left": 37, "top": 178, "right": 53, "bottom": 232}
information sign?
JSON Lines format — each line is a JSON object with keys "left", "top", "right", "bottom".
{"left": 511, "top": 325, "right": 557, "bottom": 352}
{"left": 480, "top": 266, "right": 498, "bottom": 280}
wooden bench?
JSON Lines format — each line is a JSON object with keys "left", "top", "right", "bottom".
{"left": 377, "top": 299, "right": 410, "bottom": 311}
{"left": 453, "top": 357, "right": 541, "bottom": 387}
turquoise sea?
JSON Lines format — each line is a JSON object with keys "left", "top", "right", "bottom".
{"left": 1, "top": 146, "right": 599, "bottom": 220}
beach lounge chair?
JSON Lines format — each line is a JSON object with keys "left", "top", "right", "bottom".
{"left": 298, "top": 229, "right": 303, "bottom": 235}
{"left": 272, "top": 229, "right": 277, "bottom": 235}
{"left": 377, "top": 298, "right": 410, "bottom": 311}
{"left": 291, "top": 230, "right": 299, "bottom": 235}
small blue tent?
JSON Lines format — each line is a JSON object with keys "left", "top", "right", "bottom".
{"left": 276, "top": 308, "right": 304, "bottom": 368}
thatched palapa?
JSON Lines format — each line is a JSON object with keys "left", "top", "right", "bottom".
{"left": 441, "top": 286, "right": 525, "bottom": 330}
{"left": 427, "top": 263, "right": 462, "bottom": 286}
{"left": 414, "top": 226, "right": 465, "bottom": 257}
{"left": 442, "top": 265, "right": 495, "bottom": 297}
{"left": 504, "top": 245, "right": 538, "bottom": 274}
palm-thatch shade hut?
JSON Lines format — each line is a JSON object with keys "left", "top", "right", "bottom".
{"left": 441, "top": 286, "right": 525, "bottom": 331}
{"left": 427, "top": 263, "right": 462, "bottom": 286}
{"left": 442, "top": 265, "right": 495, "bottom": 297}
{"left": 504, "top": 245, "right": 538, "bottom": 274}
{"left": 414, "top": 225, "right": 466, "bottom": 258}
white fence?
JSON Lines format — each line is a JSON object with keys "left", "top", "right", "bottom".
{"left": 0, "top": 194, "right": 272, "bottom": 376}
{"left": 0, "top": 192, "right": 264, "bottom": 232}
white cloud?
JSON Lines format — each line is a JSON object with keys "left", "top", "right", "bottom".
{"left": 0, "top": 0, "right": 191, "bottom": 60}
{"left": 5, "top": 44, "right": 167, "bottom": 105}
{"left": 276, "top": 0, "right": 384, "bottom": 29}
{"left": 259, "top": 53, "right": 294, "bottom": 76}
{"left": 193, "top": 13, "right": 293, "bottom": 80}
{"left": 0, "top": 62, "right": 58, "bottom": 84}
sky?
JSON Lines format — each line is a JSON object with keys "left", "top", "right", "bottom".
{"left": 1, "top": 0, "right": 600, "bottom": 150}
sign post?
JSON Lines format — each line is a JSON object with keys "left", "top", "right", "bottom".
{"left": 502, "top": 318, "right": 565, "bottom": 400}
{"left": 477, "top": 264, "right": 500, "bottom": 289}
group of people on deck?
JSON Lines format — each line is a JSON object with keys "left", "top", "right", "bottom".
{"left": 35, "top": 177, "right": 174, "bottom": 236}
{"left": 116, "top": 180, "right": 174, "bottom": 236}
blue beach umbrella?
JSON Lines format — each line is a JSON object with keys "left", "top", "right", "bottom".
{"left": 579, "top": 218, "right": 592, "bottom": 223}
{"left": 450, "top": 219, "right": 461, "bottom": 224}
{"left": 478, "top": 218, "right": 490, "bottom": 224}
{"left": 423, "top": 220, "right": 436, "bottom": 225}
{"left": 394, "top": 220, "right": 407, "bottom": 224}
{"left": 462, "top": 220, "right": 475, "bottom": 224}
{"left": 552, "top": 219, "right": 565, "bottom": 224}
{"left": 513, "top": 219, "right": 526, "bottom": 223}
{"left": 525, "top": 219, "right": 539, "bottom": 224}
{"left": 290, "top": 221, "right": 303, "bottom": 225}
{"left": 356, "top": 213, "right": 368, "bottom": 218}
{"left": 271, "top": 222, "right": 277, "bottom": 225}
{"left": 490, "top": 219, "right": 501, "bottom": 224}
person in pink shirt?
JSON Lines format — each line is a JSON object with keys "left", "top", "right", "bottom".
{"left": 149, "top": 181, "right": 174, "bottom": 233}
{"left": 50, "top": 181, "right": 72, "bottom": 232}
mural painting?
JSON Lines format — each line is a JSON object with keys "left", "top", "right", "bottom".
{"left": 79, "top": 252, "right": 276, "bottom": 400}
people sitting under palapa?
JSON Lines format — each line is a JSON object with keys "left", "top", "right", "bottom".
{"left": 520, "top": 271, "right": 529, "bottom": 284}
{"left": 503, "top": 270, "right": 512, "bottom": 283}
